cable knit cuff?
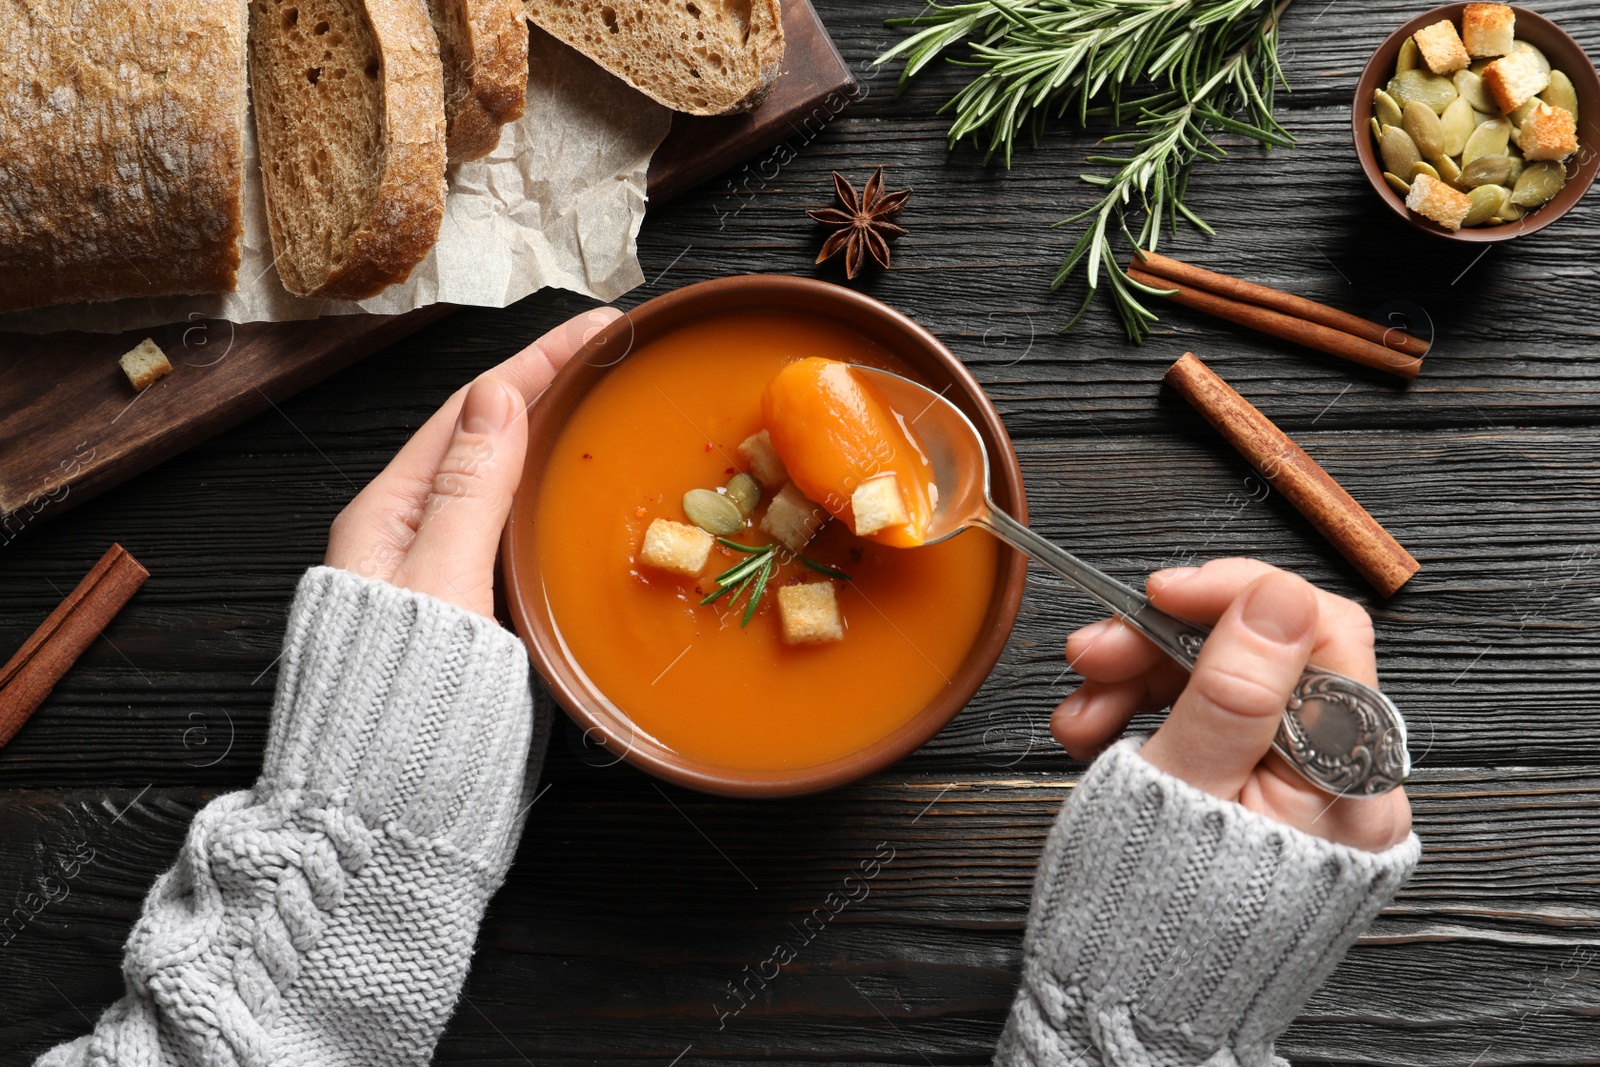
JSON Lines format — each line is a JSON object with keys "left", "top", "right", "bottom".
{"left": 257, "top": 566, "right": 536, "bottom": 864}
{"left": 1000, "top": 736, "right": 1419, "bottom": 1067}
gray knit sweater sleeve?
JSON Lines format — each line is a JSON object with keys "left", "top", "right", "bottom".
{"left": 37, "top": 566, "right": 538, "bottom": 1067}
{"left": 994, "top": 737, "right": 1421, "bottom": 1067}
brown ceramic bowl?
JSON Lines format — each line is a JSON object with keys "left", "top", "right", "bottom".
{"left": 500, "top": 275, "right": 1028, "bottom": 797}
{"left": 1353, "top": 4, "right": 1600, "bottom": 241}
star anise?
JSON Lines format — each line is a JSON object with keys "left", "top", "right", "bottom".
{"left": 806, "top": 167, "right": 912, "bottom": 280}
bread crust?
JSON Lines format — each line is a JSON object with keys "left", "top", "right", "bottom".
{"left": 251, "top": 0, "right": 447, "bottom": 300}
{"left": 524, "top": 0, "right": 785, "bottom": 116}
{"left": 431, "top": 0, "right": 529, "bottom": 161}
{"left": 0, "top": 0, "right": 248, "bottom": 313}
{"left": 737, "top": 0, "right": 785, "bottom": 113}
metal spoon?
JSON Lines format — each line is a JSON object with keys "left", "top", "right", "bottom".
{"left": 853, "top": 365, "right": 1410, "bottom": 797}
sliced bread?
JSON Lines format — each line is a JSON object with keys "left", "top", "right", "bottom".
{"left": 249, "top": 0, "right": 448, "bottom": 299}
{"left": 425, "top": 0, "right": 529, "bottom": 161}
{"left": 523, "top": 0, "right": 784, "bottom": 116}
{"left": 0, "top": 0, "right": 248, "bottom": 313}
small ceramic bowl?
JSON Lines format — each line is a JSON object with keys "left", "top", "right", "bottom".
{"left": 1353, "top": 4, "right": 1600, "bottom": 241}
{"left": 500, "top": 275, "right": 1028, "bottom": 797}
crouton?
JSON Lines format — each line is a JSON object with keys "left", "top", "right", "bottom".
{"left": 760, "top": 482, "right": 827, "bottom": 553}
{"left": 1514, "top": 40, "right": 1551, "bottom": 75}
{"left": 777, "top": 582, "right": 843, "bottom": 645}
{"left": 1483, "top": 48, "right": 1550, "bottom": 112}
{"left": 738, "top": 430, "right": 789, "bottom": 489}
{"left": 118, "top": 338, "right": 172, "bottom": 392}
{"left": 1413, "top": 19, "right": 1470, "bottom": 74}
{"left": 851, "top": 474, "right": 911, "bottom": 537}
{"left": 639, "top": 518, "right": 713, "bottom": 577}
{"left": 1461, "top": 4, "right": 1514, "bottom": 57}
{"left": 1517, "top": 101, "right": 1578, "bottom": 160}
{"left": 1405, "top": 173, "right": 1474, "bottom": 231}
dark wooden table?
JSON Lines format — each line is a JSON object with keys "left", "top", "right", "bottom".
{"left": 5, "top": 2, "right": 1600, "bottom": 1063}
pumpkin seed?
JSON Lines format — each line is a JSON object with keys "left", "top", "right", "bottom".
{"left": 1511, "top": 159, "right": 1566, "bottom": 207}
{"left": 1461, "top": 118, "right": 1511, "bottom": 164}
{"left": 1379, "top": 124, "right": 1422, "bottom": 176}
{"left": 1505, "top": 154, "right": 1524, "bottom": 184}
{"left": 1374, "top": 87, "right": 1404, "bottom": 129}
{"left": 1402, "top": 100, "right": 1447, "bottom": 161}
{"left": 1515, "top": 41, "right": 1551, "bottom": 75}
{"left": 724, "top": 473, "right": 762, "bottom": 517}
{"left": 1370, "top": 116, "right": 1383, "bottom": 142}
{"left": 1396, "top": 36, "right": 1422, "bottom": 72}
{"left": 1410, "top": 161, "right": 1441, "bottom": 182}
{"left": 1436, "top": 154, "right": 1463, "bottom": 185}
{"left": 1463, "top": 184, "right": 1509, "bottom": 226}
{"left": 1544, "top": 70, "right": 1579, "bottom": 121}
{"left": 1383, "top": 171, "right": 1413, "bottom": 196}
{"left": 1459, "top": 154, "right": 1516, "bottom": 188}
{"left": 1497, "top": 200, "right": 1527, "bottom": 221}
{"left": 1440, "top": 97, "right": 1475, "bottom": 155}
{"left": 1470, "top": 56, "right": 1492, "bottom": 75}
{"left": 1472, "top": 108, "right": 1497, "bottom": 127}
{"left": 1388, "top": 69, "right": 1458, "bottom": 114}
{"left": 683, "top": 488, "right": 745, "bottom": 536}
{"left": 1453, "top": 69, "right": 1496, "bottom": 113}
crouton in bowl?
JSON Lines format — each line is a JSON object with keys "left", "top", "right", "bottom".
{"left": 1353, "top": 4, "right": 1600, "bottom": 241}
{"left": 501, "top": 275, "right": 1028, "bottom": 797}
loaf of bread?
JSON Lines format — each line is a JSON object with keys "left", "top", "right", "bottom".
{"left": 426, "top": 0, "right": 529, "bottom": 161}
{"left": 523, "top": 0, "right": 783, "bottom": 115}
{"left": 249, "top": 0, "right": 448, "bottom": 299}
{"left": 0, "top": 0, "right": 248, "bottom": 314}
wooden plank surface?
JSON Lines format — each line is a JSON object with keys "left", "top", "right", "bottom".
{"left": 0, "top": 0, "right": 853, "bottom": 524}
{"left": 4, "top": 1, "right": 1600, "bottom": 1064}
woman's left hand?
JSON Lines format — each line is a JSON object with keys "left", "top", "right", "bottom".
{"left": 325, "top": 306, "right": 622, "bottom": 617}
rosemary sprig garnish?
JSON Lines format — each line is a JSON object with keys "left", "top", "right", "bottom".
{"left": 700, "top": 538, "right": 852, "bottom": 626}
{"left": 875, "top": 0, "right": 1294, "bottom": 342}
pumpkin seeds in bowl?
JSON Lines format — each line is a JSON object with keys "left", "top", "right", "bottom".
{"left": 1365, "top": 7, "right": 1580, "bottom": 230}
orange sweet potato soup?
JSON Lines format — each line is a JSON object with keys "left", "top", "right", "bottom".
{"left": 535, "top": 309, "right": 1001, "bottom": 772}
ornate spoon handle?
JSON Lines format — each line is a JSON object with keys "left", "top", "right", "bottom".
{"left": 974, "top": 507, "right": 1410, "bottom": 796}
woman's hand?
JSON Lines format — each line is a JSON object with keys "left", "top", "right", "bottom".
{"left": 325, "top": 306, "right": 622, "bottom": 617}
{"left": 1050, "top": 558, "right": 1412, "bottom": 853}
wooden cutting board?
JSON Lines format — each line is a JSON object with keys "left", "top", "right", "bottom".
{"left": 0, "top": 0, "right": 854, "bottom": 535}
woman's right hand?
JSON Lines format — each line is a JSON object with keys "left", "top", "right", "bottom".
{"left": 1049, "top": 558, "right": 1413, "bottom": 854}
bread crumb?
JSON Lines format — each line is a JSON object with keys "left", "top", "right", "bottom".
{"left": 738, "top": 430, "right": 789, "bottom": 488}
{"left": 1517, "top": 102, "right": 1578, "bottom": 160}
{"left": 640, "top": 518, "right": 713, "bottom": 576}
{"left": 1414, "top": 20, "right": 1471, "bottom": 74}
{"left": 1405, "top": 174, "right": 1473, "bottom": 231}
{"left": 851, "top": 474, "right": 910, "bottom": 536}
{"left": 1462, "top": 4, "right": 1514, "bottom": 57}
{"left": 777, "top": 582, "right": 843, "bottom": 645}
{"left": 119, "top": 338, "right": 172, "bottom": 391}
{"left": 760, "top": 482, "right": 827, "bottom": 553}
{"left": 1483, "top": 48, "right": 1550, "bottom": 112}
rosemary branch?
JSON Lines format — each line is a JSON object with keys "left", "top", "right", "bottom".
{"left": 876, "top": 0, "right": 1295, "bottom": 342}
{"left": 700, "top": 539, "right": 851, "bottom": 626}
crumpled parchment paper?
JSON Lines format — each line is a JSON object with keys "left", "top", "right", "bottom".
{"left": 0, "top": 29, "right": 671, "bottom": 334}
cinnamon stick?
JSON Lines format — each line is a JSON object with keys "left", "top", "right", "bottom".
{"left": 1163, "top": 353, "right": 1419, "bottom": 597}
{"left": 1128, "top": 265, "right": 1423, "bottom": 381}
{"left": 1136, "top": 249, "right": 1431, "bottom": 359}
{"left": 0, "top": 544, "right": 149, "bottom": 747}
